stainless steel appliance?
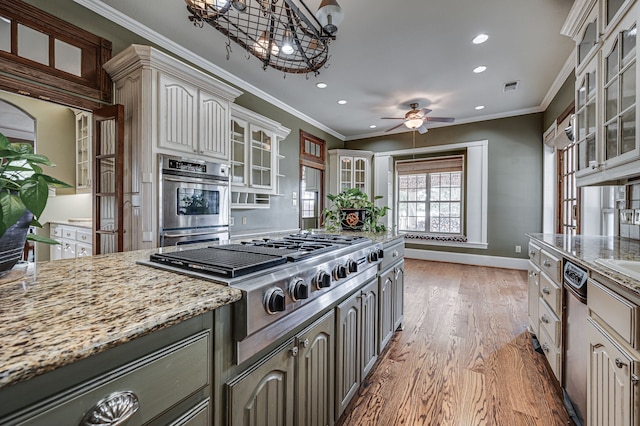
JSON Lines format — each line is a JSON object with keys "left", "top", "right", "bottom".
{"left": 563, "top": 260, "right": 589, "bottom": 426}
{"left": 142, "top": 233, "right": 384, "bottom": 363}
{"left": 158, "top": 155, "right": 230, "bottom": 246}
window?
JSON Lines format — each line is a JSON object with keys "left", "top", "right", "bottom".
{"left": 397, "top": 155, "right": 464, "bottom": 235}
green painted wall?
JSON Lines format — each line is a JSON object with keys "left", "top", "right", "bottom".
{"left": 346, "top": 114, "right": 544, "bottom": 259}
{"left": 543, "top": 72, "right": 575, "bottom": 129}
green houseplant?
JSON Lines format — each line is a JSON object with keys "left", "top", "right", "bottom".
{"left": 323, "top": 187, "right": 390, "bottom": 233}
{"left": 0, "top": 131, "right": 70, "bottom": 270}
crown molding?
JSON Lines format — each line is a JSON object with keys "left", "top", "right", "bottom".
{"left": 73, "top": 0, "right": 345, "bottom": 141}
{"left": 561, "top": 0, "right": 597, "bottom": 39}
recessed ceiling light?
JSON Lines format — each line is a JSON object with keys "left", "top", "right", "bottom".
{"left": 473, "top": 65, "right": 487, "bottom": 73}
{"left": 316, "top": 82, "right": 327, "bottom": 89}
{"left": 472, "top": 34, "right": 489, "bottom": 44}
{"left": 475, "top": 105, "right": 485, "bottom": 110}
{"left": 337, "top": 100, "right": 347, "bottom": 105}
{"left": 369, "top": 124, "right": 377, "bottom": 129}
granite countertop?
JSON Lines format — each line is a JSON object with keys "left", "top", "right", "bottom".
{"left": 527, "top": 233, "right": 640, "bottom": 297}
{"left": 0, "top": 248, "right": 242, "bottom": 391}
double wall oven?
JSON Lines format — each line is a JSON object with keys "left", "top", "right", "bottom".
{"left": 159, "top": 155, "right": 230, "bottom": 247}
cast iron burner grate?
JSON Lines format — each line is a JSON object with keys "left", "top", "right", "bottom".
{"left": 285, "top": 233, "right": 370, "bottom": 245}
{"left": 233, "top": 241, "right": 339, "bottom": 261}
{"left": 149, "top": 247, "right": 287, "bottom": 278}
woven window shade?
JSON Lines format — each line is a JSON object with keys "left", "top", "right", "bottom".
{"left": 396, "top": 155, "right": 464, "bottom": 175}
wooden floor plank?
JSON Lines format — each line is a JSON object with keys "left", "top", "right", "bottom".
{"left": 336, "top": 259, "right": 571, "bottom": 426}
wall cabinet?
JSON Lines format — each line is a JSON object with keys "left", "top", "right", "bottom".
{"left": 565, "top": 1, "right": 640, "bottom": 185}
{"left": 75, "top": 111, "right": 92, "bottom": 192}
{"left": 335, "top": 278, "right": 378, "bottom": 419}
{"left": 229, "top": 104, "right": 290, "bottom": 209}
{"left": 328, "top": 149, "right": 372, "bottom": 198}
{"left": 226, "top": 311, "right": 334, "bottom": 426}
{"left": 50, "top": 223, "right": 92, "bottom": 260}
{"left": 379, "top": 239, "right": 405, "bottom": 352}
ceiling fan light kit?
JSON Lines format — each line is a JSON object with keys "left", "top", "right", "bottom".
{"left": 183, "top": 0, "right": 343, "bottom": 75}
{"left": 382, "top": 102, "right": 455, "bottom": 134}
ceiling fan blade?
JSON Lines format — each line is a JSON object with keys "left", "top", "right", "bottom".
{"left": 385, "top": 122, "right": 406, "bottom": 132}
{"left": 425, "top": 117, "right": 455, "bottom": 123}
{"left": 417, "top": 124, "right": 429, "bottom": 134}
{"left": 380, "top": 117, "right": 405, "bottom": 120}
{"left": 417, "top": 108, "right": 432, "bottom": 117}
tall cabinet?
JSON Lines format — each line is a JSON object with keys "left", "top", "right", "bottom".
{"left": 103, "top": 45, "right": 242, "bottom": 250}
{"left": 563, "top": 0, "right": 640, "bottom": 185}
{"left": 328, "top": 149, "right": 373, "bottom": 198}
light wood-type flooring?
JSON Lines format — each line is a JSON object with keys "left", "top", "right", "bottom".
{"left": 337, "top": 259, "right": 571, "bottom": 426}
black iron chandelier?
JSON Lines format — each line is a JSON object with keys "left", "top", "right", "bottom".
{"left": 184, "top": 0, "right": 344, "bottom": 75}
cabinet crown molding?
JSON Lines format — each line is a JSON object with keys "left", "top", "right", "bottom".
{"left": 104, "top": 44, "right": 242, "bottom": 102}
{"left": 561, "top": 0, "right": 598, "bottom": 39}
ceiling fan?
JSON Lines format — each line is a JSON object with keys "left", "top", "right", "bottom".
{"left": 382, "top": 103, "right": 455, "bottom": 134}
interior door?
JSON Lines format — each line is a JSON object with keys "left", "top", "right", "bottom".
{"left": 93, "top": 105, "right": 124, "bottom": 254}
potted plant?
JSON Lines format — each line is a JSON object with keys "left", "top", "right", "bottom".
{"left": 323, "top": 187, "right": 390, "bottom": 233}
{"left": 0, "top": 131, "right": 71, "bottom": 271}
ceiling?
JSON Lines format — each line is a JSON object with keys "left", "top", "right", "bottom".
{"left": 79, "top": 0, "right": 576, "bottom": 140}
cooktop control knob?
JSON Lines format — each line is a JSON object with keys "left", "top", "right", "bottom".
{"left": 265, "top": 288, "right": 286, "bottom": 314}
{"left": 368, "top": 250, "right": 379, "bottom": 262}
{"left": 333, "top": 264, "right": 348, "bottom": 280}
{"left": 377, "top": 248, "right": 384, "bottom": 259}
{"left": 315, "top": 271, "right": 331, "bottom": 289}
{"left": 346, "top": 259, "right": 358, "bottom": 273}
{"left": 290, "top": 278, "right": 309, "bottom": 301}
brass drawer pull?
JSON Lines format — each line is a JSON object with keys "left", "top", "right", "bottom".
{"left": 80, "top": 391, "right": 139, "bottom": 426}
{"left": 542, "top": 287, "right": 551, "bottom": 295}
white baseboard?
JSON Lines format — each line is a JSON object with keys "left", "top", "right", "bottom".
{"left": 405, "top": 248, "right": 529, "bottom": 270}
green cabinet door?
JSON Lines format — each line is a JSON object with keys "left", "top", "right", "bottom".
{"left": 361, "top": 279, "right": 379, "bottom": 379}
{"left": 335, "top": 289, "right": 361, "bottom": 418}
{"left": 393, "top": 261, "right": 405, "bottom": 331}
{"left": 227, "top": 340, "right": 296, "bottom": 426}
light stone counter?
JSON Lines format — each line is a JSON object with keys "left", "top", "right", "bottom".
{"left": 527, "top": 233, "right": 640, "bottom": 297}
{"left": 0, "top": 248, "right": 242, "bottom": 390}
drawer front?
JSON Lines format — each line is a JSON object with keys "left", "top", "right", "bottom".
{"left": 538, "top": 326, "right": 561, "bottom": 381}
{"left": 539, "top": 271, "right": 561, "bottom": 315}
{"left": 539, "top": 298, "right": 561, "bottom": 347}
{"left": 539, "top": 249, "right": 561, "bottom": 283}
{"left": 76, "top": 243, "right": 92, "bottom": 257}
{"left": 50, "top": 225, "right": 62, "bottom": 239}
{"left": 61, "top": 241, "right": 77, "bottom": 259}
{"left": 528, "top": 242, "right": 541, "bottom": 266}
{"left": 21, "top": 331, "right": 210, "bottom": 425}
{"left": 380, "top": 240, "right": 404, "bottom": 271}
{"left": 61, "top": 227, "right": 77, "bottom": 241}
{"left": 76, "top": 230, "right": 92, "bottom": 244}
{"left": 588, "top": 279, "right": 639, "bottom": 348}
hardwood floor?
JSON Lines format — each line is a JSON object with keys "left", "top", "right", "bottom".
{"left": 337, "top": 259, "right": 571, "bottom": 426}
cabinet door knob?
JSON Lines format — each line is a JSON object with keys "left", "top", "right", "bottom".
{"left": 80, "top": 391, "right": 139, "bottom": 426}
{"left": 301, "top": 338, "right": 310, "bottom": 348}
{"left": 392, "top": 250, "right": 398, "bottom": 257}
{"left": 541, "top": 314, "right": 550, "bottom": 324}
{"left": 290, "top": 346, "right": 299, "bottom": 357}
{"left": 542, "top": 343, "right": 550, "bottom": 353}
{"left": 542, "top": 287, "right": 551, "bottom": 295}
{"left": 632, "top": 374, "right": 639, "bottom": 385}
{"left": 615, "top": 358, "right": 628, "bottom": 369}
{"left": 543, "top": 260, "right": 551, "bottom": 267}
{"left": 529, "top": 251, "right": 536, "bottom": 256}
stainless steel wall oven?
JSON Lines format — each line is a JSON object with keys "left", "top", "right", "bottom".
{"left": 158, "top": 155, "right": 230, "bottom": 246}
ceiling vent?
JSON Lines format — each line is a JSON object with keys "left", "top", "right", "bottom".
{"left": 503, "top": 81, "right": 520, "bottom": 92}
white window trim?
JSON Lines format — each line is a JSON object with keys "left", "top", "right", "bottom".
{"left": 374, "top": 140, "right": 488, "bottom": 249}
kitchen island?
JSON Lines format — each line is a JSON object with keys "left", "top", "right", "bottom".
{"left": 0, "top": 231, "right": 404, "bottom": 425}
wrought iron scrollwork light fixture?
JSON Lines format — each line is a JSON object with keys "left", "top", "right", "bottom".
{"left": 183, "top": 0, "right": 344, "bottom": 75}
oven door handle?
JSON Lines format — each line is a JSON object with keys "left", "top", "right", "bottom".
{"left": 162, "top": 175, "right": 228, "bottom": 185}
{"left": 163, "top": 231, "right": 224, "bottom": 238}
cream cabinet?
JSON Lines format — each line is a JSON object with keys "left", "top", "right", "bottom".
{"left": 229, "top": 104, "right": 290, "bottom": 208}
{"left": 527, "top": 239, "right": 563, "bottom": 381}
{"left": 158, "top": 72, "right": 229, "bottom": 161}
{"left": 328, "top": 149, "right": 372, "bottom": 198}
{"left": 587, "top": 277, "right": 640, "bottom": 426}
{"left": 75, "top": 111, "right": 92, "bottom": 192}
{"left": 564, "top": 0, "right": 640, "bottom": 185}
{"left": 50, "top": 223, "right": 92, "bottom": 260}
{"left": 103, "top": 45, "right": 242, "bottom": 249}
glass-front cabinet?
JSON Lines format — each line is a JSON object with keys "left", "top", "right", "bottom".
{"left": 75, "top": 111, "right": 92, "bottom": 192}
{"left": 328, "top": 149, "right": 372, "bottom": 198}
{"left": 229, "top": 104, "right": 290, "bottom": 208}
{"left": 576, "top": 64, "right": 599, "bottom": 177}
